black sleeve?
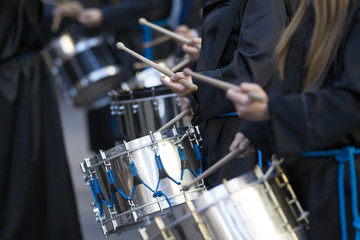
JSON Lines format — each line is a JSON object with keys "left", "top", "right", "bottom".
{"left": 100, "top": 0, "right": 153, "bottom": 31}
{"left": 193, "top": 0, "right": 287, "bottom": 120}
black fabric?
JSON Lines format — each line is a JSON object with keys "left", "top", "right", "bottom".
{"left": 187, "top": 0, "right": 291, "bottom": 187}
{"left": 199, "top": 117, "right": 257, "bottom": 187}
{"left": 240, "top": 1, "right": 360, "bottom": 239}
{"left": 191, "top": 0, "right": 289, "bottom": 122}
{"left": 100, "top": 0, "right": 174, "bottom": 80}
{"left": 0, "top": 1, "right": 82, "bottom": 239}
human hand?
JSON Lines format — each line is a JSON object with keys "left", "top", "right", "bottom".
{"left": 160, "top": 72, "right": 194, "bottom": 97}
{"left": 175, "top": 25, "right": 193, "bottom": 43}
{"left": 226, "top": 82, "right": 270, "bottom": 121}
{"left": 182, "top": 38, "right": 201, "bottom": 62}
{"left": 229, "top": 132, "right": 254, "bottom": 158}
{"left": 77, "top": 8, "right": 103, "bottom": 27}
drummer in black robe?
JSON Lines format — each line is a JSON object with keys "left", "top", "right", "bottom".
{"left": 0, "top": 0, "right": 82, "bottom": 239}
{"left": 161, "top": 0, "right": 298, "bottom": 188}
{"left": 227, "top": 0, "right": 360, "bottom": 238}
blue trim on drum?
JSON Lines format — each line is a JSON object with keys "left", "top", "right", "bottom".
{"left": 193, "top": 144, "right": 203, "bottom": 175}
{"left": 178, "top": 147, "right": 198, "bottom": 179}
{"left": 107, "top": 170, "right": 128, "bottom": 200}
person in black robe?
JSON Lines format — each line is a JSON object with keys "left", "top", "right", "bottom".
{"left": 227, "top": 0, "right": 360, "bottom": 239}
{"left": 161, "top": 0, "right": 297, "bottom": 188}
{"left": 0, "top": 0, "right": 83, "bottom": 240}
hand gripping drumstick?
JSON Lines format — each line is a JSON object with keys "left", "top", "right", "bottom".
{"left": 156, "top": 108, "right": 191, "bottom": 133}
{"left": 183, "top": 68, "right": 268, "bottom": 103}
{"left": 182, "top": 149, "right": 244, "bottom": 191}
{"left": 116, "top": 42, "right": 198, "bottom": 92}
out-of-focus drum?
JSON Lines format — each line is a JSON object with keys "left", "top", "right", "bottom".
{"left": 109, "top": 85, "right": 186, "bottom": 141}
{"left": 80, "top": 125, "right": 207, "bottom": 236}
{"left": 139, "top": 163, "right": 309, "bottom": 240}
{"left": 42, "top": 31, "right": 124, "bottom": 107}
{"left": 121, "top": 66, "right": 164, "bottom": 91}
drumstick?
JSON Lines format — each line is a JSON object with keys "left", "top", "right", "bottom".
{"left": 170, "top": 58, "right": 192, "bottom": 72}
{"left": 51, "top": 14, "right": 62, "bottom": 33}
{"left": 182, "top": 149, "right": 244, "bottom": 191}
{"left": 155, "top": 108, "right": 191, "bottom": 133}
{"left": 143, "top": 35, "right": 173, "bottom": 49}
{"left": 139, "top": 18, "right": 191, "bottom": 44}
{"left": 116, "top": 42, "right": 198, "bottom": 92}
{"left": 183, "top": 68, "right": 268, "bottom": 103}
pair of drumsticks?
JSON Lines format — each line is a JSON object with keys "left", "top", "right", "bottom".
{"left": 120, "top": 18, "right": 268, "bottom": 103}
{"left": 117, "top": 18, "right": 268, "bottom": 191}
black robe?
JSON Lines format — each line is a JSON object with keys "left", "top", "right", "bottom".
{"left": 241, "top": 1, "right": 360, "bottom": 239}
{"left": 0, "top": 1, "right": 82, "bottom": 239}
{"left": 188, "top": 0, "right": 291, "bottom": 187}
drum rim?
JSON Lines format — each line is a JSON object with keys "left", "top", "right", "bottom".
{"left": 84, "top": 126, "right": 193, "bottom": 169}
{"left": 110, "top": 85, "right": 176, "bottom": 101}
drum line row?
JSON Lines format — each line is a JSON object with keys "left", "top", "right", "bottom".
{"left": 41, "top": 17, "right": 311, "bottom": 239}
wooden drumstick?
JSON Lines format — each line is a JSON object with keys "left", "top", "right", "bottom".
{"left": 156, "top": 108, "right": 191, "bottom": 133}
{"left": 51, "top": 14, "right": 62, "bottom": 33}
{"left": 139, "top": 18, "right": 191, "bottom": 44}
{"left": 170, "top": 58, "right": 192, "bottom": 72}
{"left": 116, "top": 42, "right": 198, "bottom": 92}
{"left": 183, "top": 68, "right": 268, "bottom": 103}
{"left": 182, "top": 149, "right": 244, "bottom": 191}
{"left": 143, "top": 35, "right": 173, "bottom": 49}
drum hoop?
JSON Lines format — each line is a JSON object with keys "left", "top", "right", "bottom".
{"left": 99, "top": 188, "right": 203, "bottom": 228}
{"left": 112, "top": 93, "right": 178, "bottom": 104}
{"left": 77, "top": 65, "right": 120, "bottom": 88}
{"left": 89, "top": 135, "right": 179, "bottom": 169}
{"left": 51, "top": 34, "right": 104, "bottom": 58}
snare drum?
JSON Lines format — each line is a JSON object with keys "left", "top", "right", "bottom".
{"left": 110, "top": 85, "right": 186, "bottom": 141}
{"left": 42, "top": 31, "right": 124, "bottom": 107}
{"left": 140, "top": 163, "right": 309, "bottom": 240}
{"left": 80, "top": 125, "right": 207, "bottom": 236}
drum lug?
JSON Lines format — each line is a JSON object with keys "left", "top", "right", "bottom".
{"left": 138, "top": 227, "right": 150, "bottom": 240}
{"left": 186, "top": 200, "right": 212, "bottom": 240}
{"left": 91, "top": 202, "right": 106, "bottom": 223}
{"left": 109, "top": 208, "right": 119, "bottom": 230}
{"left": 154, "top": 216, "right": 175, "bottom": 240}
{"left": 128, "top": 200, "right": 138, "bottom": 222}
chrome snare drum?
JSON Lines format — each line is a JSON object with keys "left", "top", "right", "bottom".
{"left": 80, "top": 125, "right": 207, "bottom": 236}
{"left": 42, "top": 31, "right": 124, "bottom": 107}
{"left": 140, "top": 163, "right": 309, "bottom": 240}
{"left": 110, "top": 85, "right": 186, "bottom": 141}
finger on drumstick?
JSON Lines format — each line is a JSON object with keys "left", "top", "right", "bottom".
{"left": 160, "top": 72, "right": 194, "bottom": 97}
{"left": 183, "top": 68, "right": 268, "bottom": 103}
{"left": 116, "top": 42, "right": 198, "bottom": 92}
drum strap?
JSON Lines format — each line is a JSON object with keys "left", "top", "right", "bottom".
{"left": 302, "top": 146, "right": 360, "bottom": 240}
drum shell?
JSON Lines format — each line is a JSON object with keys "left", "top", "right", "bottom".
{"left": 81, "top": 126, "right": 206, "bottom": 235}
{"left": 140, "top": 165, "right": 309, "bottom": 240}
{"left": 42, "top": 32, "right": 124, "bottom": 107}
{"left": 110, "top": 86, "right": 186, "bottom": 141}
